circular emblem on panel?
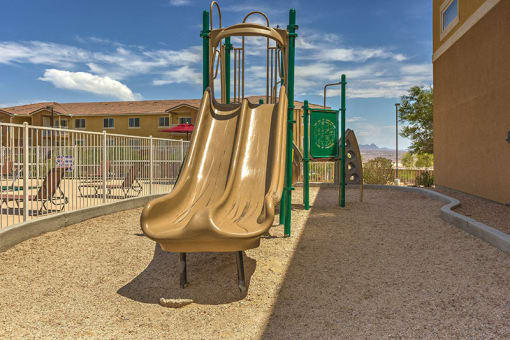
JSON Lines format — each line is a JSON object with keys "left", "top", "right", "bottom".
{"left": 312, "top": 118, "right": 336, "bottom": 149}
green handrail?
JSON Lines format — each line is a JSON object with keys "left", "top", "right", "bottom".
{"left": 201, "top": 11, "right": 210, "bottom": 93}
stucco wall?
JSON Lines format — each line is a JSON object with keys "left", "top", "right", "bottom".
{"left": 433, "top": 0, "right": 510, "bottom": 204}
{"left": 433, "top": 0, "right": 487, "bottom": 52}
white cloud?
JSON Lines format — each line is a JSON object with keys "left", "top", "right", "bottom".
{"left": 313, "top": 48, "right": 407, "bottom": 63}
{"left": 348, "top": 122, "right": 396, "bottom": 147}
{"left": 222, "top": 3, "right": 286, "bottom": 16}
{"left": 39, "top": 69, "right": 141, "bottom": 101}
{"left": 0, "top": 40, "right": 203, "bottom": 91}
{"left": 401, "top": 63, "right": 432, "bottom": 74}
{"left": 169, "top": 0, "right": 191, "bottom": 6}
{"left": 347, "top": 116, "right": 363, "bottom": 123}
{"left": 0, "top": 41, "right": 90, "bottom": 67}
{"left": 153, "top": 66, "right": 201, "bottom": 86}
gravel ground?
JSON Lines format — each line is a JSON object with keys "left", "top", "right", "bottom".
{"left": 433, "top": 186, "right": 510, "bottom": 235}
{"left": 0, "top": 187, "right": 509, "bottom": 339}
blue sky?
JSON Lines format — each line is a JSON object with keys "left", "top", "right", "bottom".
{"left": 0, "top": 0, "right": 432, "bottom": 149}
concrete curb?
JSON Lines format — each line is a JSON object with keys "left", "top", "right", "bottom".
{"left": 365, "top": 184, "right": 510, "bottom": 255}
{"left": 0, "top": 194, "right": 164, "bottom": 253}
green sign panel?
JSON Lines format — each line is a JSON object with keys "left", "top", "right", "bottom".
{"left": 310, "top": 109, "right": 339, "bottom": 159}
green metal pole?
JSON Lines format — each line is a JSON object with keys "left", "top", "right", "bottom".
{"left": 225, "top": 37, "right": 232, "bottom": 104}
{"left": 340, "top": 74, "right": 347, "bottom": 207}
{"left": 201, "top": 11, "right": 210, "bottom": 93}
{"left": 284, "top": 9, "right": 297, "bottom": 237}
{"left": 303, "top": 100, "right": 310, "bottom": 210}
{"left": 279, "top": 191, "right": 286, "bottom": 224}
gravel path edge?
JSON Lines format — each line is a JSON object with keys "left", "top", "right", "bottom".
{"left": 0, "top": 193, "right": 166, "bottom": 253}
{"left": 366, "top": 184, "right": 510, "bottom": 255}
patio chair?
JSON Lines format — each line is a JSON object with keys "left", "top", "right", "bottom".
{"left": 0, "top": 167, "right": 68, "bottom": 215}
{"left": 0, "top": 161, "right": 24, "bottom": 181}
{"left": 1, "top": 160, "right": 14, "bottom": 177}
{"left": 78, "top": 163, "right": 142, "bottom": 199}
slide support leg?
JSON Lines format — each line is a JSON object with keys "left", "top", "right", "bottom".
{"left": 179, "top": 252, "right": 188, "bottom": 288}
{"left": 236, "top": 251, "right": 246, "bottom": 293}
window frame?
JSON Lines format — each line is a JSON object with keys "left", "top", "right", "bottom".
{"left": 159, "top": 116, "right": 170, "bottom": 127}
{"left": 55, "top": 119, "right": 68, "bottom": 129}
{"left": 178, "top": 117, "right": 192, "bottom": 125}
{"left": 128, "top": 117, "right": 141, "bottom": 129}
{"left": 440, "top": 0, "right": 459, "bottom": 41}
{"left": 103, "top": 118, "right": 115, "bottom": 129}
{"left": 74, "top": 118, "right": 86, "bottom": 129}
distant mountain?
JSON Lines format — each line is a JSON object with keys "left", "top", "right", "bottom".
{"left": 359, "top": 143, "right": 392, "bottom": 151}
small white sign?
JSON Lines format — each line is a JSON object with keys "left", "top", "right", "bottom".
{"left": 56, "top": 155, "right": 73, "bottom": 170}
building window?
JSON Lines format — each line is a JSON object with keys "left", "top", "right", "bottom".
{"left": 128, "top": 117, "right": 140, "bottom": 128}
{"left": 179, "top": 117, "right": 192, "bottom": 125}
{"left": 440, "top": 0, "right": 459, "bottom": 39}
{"left": 74, "top": 119, "right": 86, "bottom": 129}
{"left": 159, "top": 116, "right": 170, "bottom": 127}
{"left": 104, "top": 118, "right": 114, "bottom": 129}
{"left": 55, "top": 119, "right": 68, "bottom": 129}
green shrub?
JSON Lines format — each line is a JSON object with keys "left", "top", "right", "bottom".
{"left": 416, "top": 171, "right": 434, "bottom": 187}
{"left": 363, "top": 157, "right": 394, "bottom": 184}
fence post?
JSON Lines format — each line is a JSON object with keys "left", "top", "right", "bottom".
{"left": 35, "top": 146, "right": 40, "bottom": 179}
{"left": 102, "top": 130, "right": 107, "bottom": 203}
{"left": 180, "top": 139, "right": 184, "bottom": 162}
{"left": 149, "top": 136, "right": 153, "bottom": 195}
{"left": 23, "top": 122, "right": 29, "bottom": 222}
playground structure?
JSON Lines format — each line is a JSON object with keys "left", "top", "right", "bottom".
{"left": 141, "top": 1, "right": 356, "bottom": 291}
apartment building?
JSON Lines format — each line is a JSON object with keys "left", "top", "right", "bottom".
{"left": 0, "top": 97, "right": 322, "bottom": 149}
{"left": 433, "top": 0, "right": 510, "bottom": 204}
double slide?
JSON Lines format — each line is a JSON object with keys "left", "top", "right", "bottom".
{"left": 141, "top": 86, "right": 292, "bottom": 252}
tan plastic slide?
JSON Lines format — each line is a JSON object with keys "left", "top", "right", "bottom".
{"left": 140, "top": 86, "right": 288, "bottom": 252}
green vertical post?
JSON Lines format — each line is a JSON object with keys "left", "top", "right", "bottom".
{"left": 225, "top": 37, "right": 232, "bottom": 104}
{"left": 201, "top": 11, "right": 210, "bottom": 93}
{"left": 340, "top": 74, "right": 347, "bottom": 207}
{"left": 279, "top": 191, "right": 286, "bottom": 224}
{"left": 284, "top": 9, "right": 297, "bottom": 237}
{"left": 303, "top": 100, "right": 310, "bottom": 210}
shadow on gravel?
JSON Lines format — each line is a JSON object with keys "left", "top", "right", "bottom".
{"left": 262, "top": 188, "right": 360, "bottom": 338}
{"left": 117, "top": 244, "right": 256, "bottom": 305}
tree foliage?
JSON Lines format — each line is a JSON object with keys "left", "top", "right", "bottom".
{"left": 415, "top": 153, "right": 434, "bottom": 168}
{"left": 401, "top": 152, "right": 434, "bottom": 168}
{"left": 401, "top": 152, "right": 415, "bottom": 168}
{"left": 363, "top": 157, "right": 394, "bottom": 184}
{"left": 399, "top": 86, "right": 433, "bottom": 154}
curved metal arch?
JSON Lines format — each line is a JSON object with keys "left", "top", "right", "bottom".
{"left": 210, "top": 23, "right": 286, "bottom": 48}
{"left": 209, "top": 1, "right": 222, "bottom": 30}
{"left": 242, "top": 11, "right": 269, "bottom": 27}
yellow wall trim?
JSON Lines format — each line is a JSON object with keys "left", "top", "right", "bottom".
{"left": 433, "top": 0, "right": 501, "bottom": 62}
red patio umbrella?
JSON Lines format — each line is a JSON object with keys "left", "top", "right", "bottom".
{"left": 160, "top": 123, "right": 194, "bottom": 140}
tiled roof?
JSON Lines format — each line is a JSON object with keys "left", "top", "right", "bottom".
{"left": 0, "top": 97, "right": 326, "bottom": 116}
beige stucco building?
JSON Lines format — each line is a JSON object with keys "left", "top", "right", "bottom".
{"left": 433, "top": 0, "right": 510, "bottom": 204}
{"left": 0, "top": 97, "right": 320, "bottom": 150}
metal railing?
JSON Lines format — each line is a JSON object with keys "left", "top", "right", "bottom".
{"left": 308, "top": 161, "right": 336, "bottom": 183}
{"left": 0, "top": 122, "right": 189, "bottom": 229}
{"left": 300, "top": 161, "right": 434, "bottom": 185}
